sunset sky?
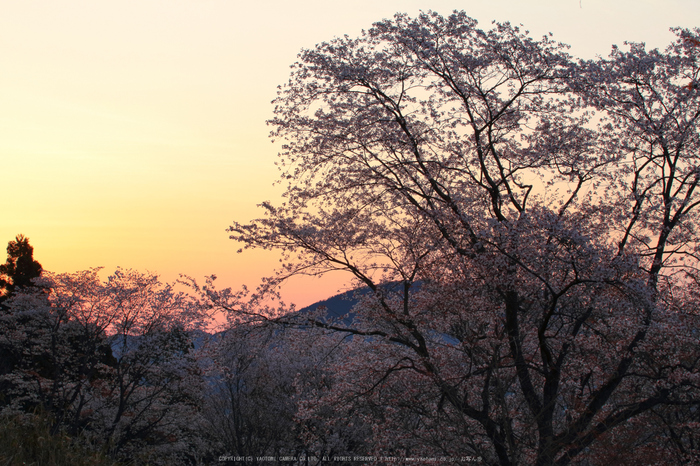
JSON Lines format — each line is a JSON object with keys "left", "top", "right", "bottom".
{"left": 2, "top": 0, "right": 698, "bottom": 308}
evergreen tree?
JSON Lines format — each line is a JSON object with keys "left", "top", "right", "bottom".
{"left": 0, "top": 235, "right": 42, "bottom": 300}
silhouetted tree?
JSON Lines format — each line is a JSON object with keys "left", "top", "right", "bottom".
{"left": 0, "top": 234, "right": 42, "bottom": 302}
{"left": 0, "top": 235, "right": 44, "bottom": 385}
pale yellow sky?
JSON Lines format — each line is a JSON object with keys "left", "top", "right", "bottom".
{"left": 1, "top": 0, "right": 698, "bottom": 307}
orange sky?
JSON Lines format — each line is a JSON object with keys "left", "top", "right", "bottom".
{"left": 1, "top": 0, "right": 698, "bottom": 308}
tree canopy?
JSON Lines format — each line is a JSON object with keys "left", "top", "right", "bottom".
{"left": 227, "top": 11, "right": 700, "bottom": 465}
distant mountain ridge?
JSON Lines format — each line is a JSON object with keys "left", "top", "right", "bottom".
{"left": 296, "top": 287, "right": 367, "bottom": 325}
{"left": 297, "top": 281, "right": 415, "bottom": 323}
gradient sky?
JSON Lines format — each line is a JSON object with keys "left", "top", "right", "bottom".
{"left": 1, "top": 0, "right": 698, "bottom": 308}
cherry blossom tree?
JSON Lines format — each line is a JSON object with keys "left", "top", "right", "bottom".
{"left": 0, "top": 268, "right": 210, "bottom": 464}
{"left": 202, "top": 324, "right": 301, "bottom": 459}
{"left": 230, "top": 11, "right": 700, "bottom": 465}
{"left": 192, "top": 285, "right": 373, "bottom": 462}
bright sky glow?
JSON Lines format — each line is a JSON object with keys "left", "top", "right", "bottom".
{"left": 1, "top": 0, "right": 698, "bottom": 307}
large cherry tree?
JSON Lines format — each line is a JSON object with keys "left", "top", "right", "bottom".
{"left": 230, "top": 11, "right": 700, "bottom": 465}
